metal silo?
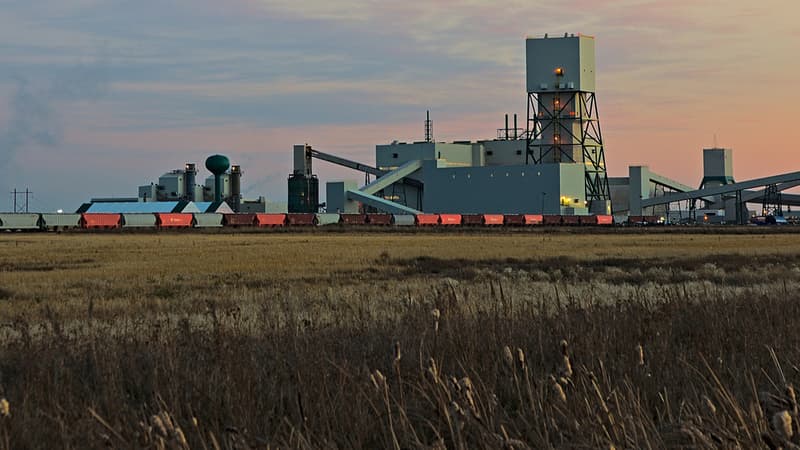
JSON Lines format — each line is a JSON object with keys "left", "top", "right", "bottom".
{"left": 288, "top": 173, "right": 319, "bottom": 213}
{"left": 184, "top": 163, "right": 197, "bottom": 201}
{"left": 230, "top": 165, "right": 242, "bottom": 212}
{"left": 288, "top": 144, "right": 319, "bottom": 213}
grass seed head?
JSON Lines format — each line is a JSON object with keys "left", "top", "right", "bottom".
{"left": 175, "top": 427, "right": 188, "bottom": 447}
{"left": 772, "top": 410, "right": 793, "bottom": 441}
{"left": 636, "top": 343, "right": 645, "bottom": 367}
{"left": 151, "top": 414, "right": 167, "bottom": 437}
{"left": 369, "top": 374, "right": 380, "bottom": 391}
{"left": 393, "top": 341, "right": 401, "bottom": 364}
{"left": 0, "top": 398, "right": 9, "bottom": 417}
{"left": 561, "top": 354, "right": 573, "bottom": 378}
{"left": 503, "top": 346, "right": 514, "bottom": 369}
{"left": 450, "top": 400, "right": 466, "bottom": 418}
{"left": 557, "top": 340, "right": 574, "bottom": 378}
{"left": 427, "top": 358, "right": 440, "bottom": 383}
{"left": 703, "top": 395, "right": 717, "bottom": 415}
{"left": 370, "top": 369, "right": 387, "bottom": 392}
{"left": 159, "top": 411, "right": 175, "bottom": 433}
{"left": 458, "top": 378, "right": 478, "bottom": 415}
{"left": 550, "top": 375, "right": 567, "bottom": 403}
{"left": 516, "top": 348, "right": 526, "bottom": 369}
{"left": 458, "top": 377, "right": 473, "bottom": 393}
{"left": 787, "top": 385, "right": 797, "bottom": 413}
{"left": 374, "top": 370, "right": 386, "bottom": 387}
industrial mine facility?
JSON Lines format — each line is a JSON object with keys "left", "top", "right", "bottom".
{"left": 2, "top": 33, "right": 800, "bottom": 230}
{"left": 286, "top": 33, "right": 800, "bottom": 225}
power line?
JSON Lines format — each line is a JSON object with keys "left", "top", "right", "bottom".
{"left": 28, "top": 192, "right": 56, "bottom": 213}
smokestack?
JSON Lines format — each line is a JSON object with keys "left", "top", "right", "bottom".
{"left": 230, "top": 165, "right": 242, "bottom": 212}
{"left": 184, "top": 163, "right": 196, "bottom": 201}
{"left": 505, "top": 114, "right": 509, "bottom": 140}
{"left": 513, "top": 114, "right": 518, "bottom": 139}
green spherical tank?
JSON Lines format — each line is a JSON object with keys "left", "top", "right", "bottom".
{"left": 205, "top": 154, "right": 230, "bottom": 175}
{"left": 206, "top": 154, "right": 231, "bottom": 203}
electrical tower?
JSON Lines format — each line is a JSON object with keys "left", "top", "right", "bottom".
{"left": 10, "top": 188, "right": 32, "bottom": 213}
{"left": 762, "top": 183, "right": 783, "bottom": 216}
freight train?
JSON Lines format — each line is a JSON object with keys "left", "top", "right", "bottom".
{"left": 0, "top": 212, "right": 632, "bottom": 231}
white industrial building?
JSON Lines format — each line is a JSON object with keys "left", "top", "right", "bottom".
{"left": 287, "top": 34, "right": 800, "bottom": 224}
{"left": 134, "top": 162, "right": 267, "bottom": 213}
{"left": 289, "top": 34, "right": 611, "bottom": 216}
{"left": 611, "top": 147, "right": 800, "bottom": 223}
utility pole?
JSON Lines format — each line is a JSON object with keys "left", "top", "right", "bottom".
{"left": 10, "top": 188, "right": 31, "bottom": 213}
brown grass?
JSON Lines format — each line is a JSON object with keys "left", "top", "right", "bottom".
{"left": 1, "top": 231, "right": 800, "bottom": 448}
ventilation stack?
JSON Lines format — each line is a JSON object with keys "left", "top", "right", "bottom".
{"left": 184, "top": 163, "right": 197, "bottom": 201}
{"left": 230, "top": 165, "right": 242, "bottom": 212}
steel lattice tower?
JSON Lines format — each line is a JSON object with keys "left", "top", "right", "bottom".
{"left": 524, "top": 34, "right": 611, "bottom": 214}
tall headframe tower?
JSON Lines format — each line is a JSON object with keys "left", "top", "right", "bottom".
{"left": 525, "top": 34, "right": 611, "bottom": 214}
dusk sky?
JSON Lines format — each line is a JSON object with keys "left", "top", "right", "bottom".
{"left": 0, "top": 0, "right": 797, "bottom": 211}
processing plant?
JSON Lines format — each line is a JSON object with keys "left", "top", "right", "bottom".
{"left": 137, "top": 157, "right": 244, "bottom": 209}
{"left": 290, "top": 34, "right": 610, "bottom": 217}
{"left": 74, "top": 154, "right": 273, "bottom": 215}
{"left": 6, "top": 34, "right": 799, "bottom": 227}
{"left": 288, "top": 34, "right": 800, "bottom": 224}
{"left": 87, "top": 155, "right": 266, "bottom": 213}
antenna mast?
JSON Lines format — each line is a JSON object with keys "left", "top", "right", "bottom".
{"left": 424, "top": 110, "right": 433, "bottom": 143}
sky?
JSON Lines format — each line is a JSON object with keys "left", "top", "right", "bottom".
{"left": 0, "top": 0, "right": 798, "bottom": 211}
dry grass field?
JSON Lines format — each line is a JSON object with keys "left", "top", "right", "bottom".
{"left": 2, "top": 230, "right": 800, "bottom": 448}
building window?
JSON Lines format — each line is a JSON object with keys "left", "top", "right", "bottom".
{"left": 392, "top": 153, "right": 398, "bottom": 158}
{"left": 516, "top": 150, "right": 522, "bottom": 155}
{"left": 486, "top": 151, "right": 494, "bottom": 156}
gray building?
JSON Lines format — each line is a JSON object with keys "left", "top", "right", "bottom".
{"left": 294, "top": 34, "right": 609, "bottom": 216}
{"left": 321, "top": 137, "right": 589, "bottom": 215}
